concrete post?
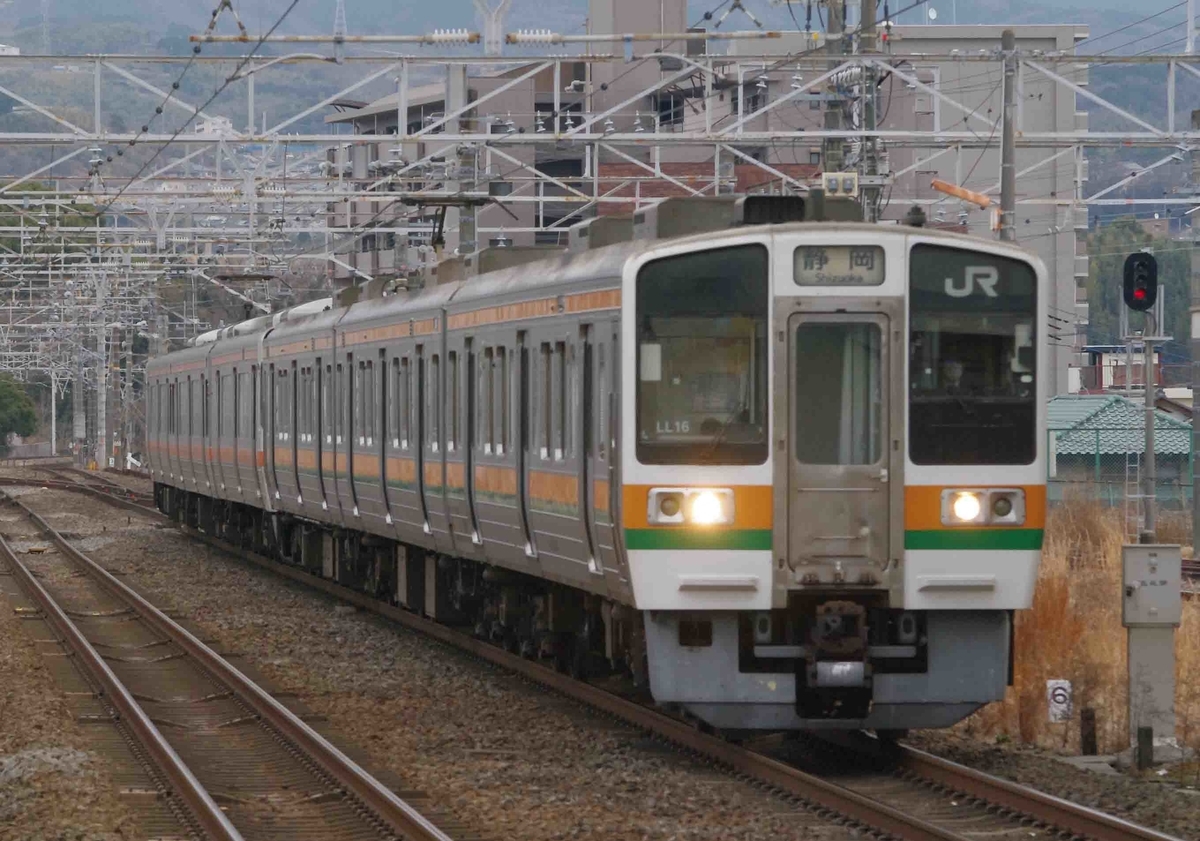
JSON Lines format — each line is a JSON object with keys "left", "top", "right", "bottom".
{"left": 1190, "top": 111, "right": 1200, "bottom": 536}
{"left": 1000, "top": 29, "right": 1017, "bottom": 242}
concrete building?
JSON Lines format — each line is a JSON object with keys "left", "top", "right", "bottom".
{"left": 727, "top": 24, "right": 1089, "bottom": 396}
{"left": 323, "top": 9, "right": 1089, "bottom": 398}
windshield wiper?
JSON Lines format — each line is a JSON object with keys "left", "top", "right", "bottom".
{"left": 698, "top": 398, "right": 748, "bottom": 463}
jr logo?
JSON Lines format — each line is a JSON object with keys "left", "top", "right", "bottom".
{"left": 944, "top": 266, "right": 999, "bottom": 298}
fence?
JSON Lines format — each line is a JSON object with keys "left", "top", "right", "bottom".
{"left": 1047, "top": 425, "right": 1193, "bottom": 511}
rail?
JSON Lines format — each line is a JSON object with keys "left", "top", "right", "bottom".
{"left": 0, "top": 487, "right": 455, "bottom": 841}
{"left": 4, "top": 477, "right": 1186, "bottom": 841}
{"left": 182, "top": 525, "right": 1186, "bottom": 841}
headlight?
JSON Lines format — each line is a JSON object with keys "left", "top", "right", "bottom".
{"left": 951, "top": 492, "right": 982, "bottom": 523}
{"left": 648, "top": 488, "right": 734, "bottom": 526}
{"left": 940, "top": 488, "right": 1025, "bottom": 526}
{"left": 689, "top": 491, "right": 726, "bottom": 525}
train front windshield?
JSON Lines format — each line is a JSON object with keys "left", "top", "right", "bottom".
{"left": 635, "top": 244, "right": 769, "bottom": 465}
{"left": 908, "top": 244, "right": 1037, "bottom": 465}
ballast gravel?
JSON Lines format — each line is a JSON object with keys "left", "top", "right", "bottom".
{"left": 0, "top": 506, "right": 135, "bottom": 841}
{"left": 907, "top": 731, "right": 1200, "bottom": 841}
{"left": 10, "top": 475, "right": 1200, "bottom": 841}
{"left": 17, "top": 485, "right": 852, "bottom": 841}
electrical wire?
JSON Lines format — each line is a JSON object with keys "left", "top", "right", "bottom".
{"left": 94, "top": 0, "right": 300, "bottom": 217}
{"left": 1074, "top": 2, "right": 1187, "bottom": 49}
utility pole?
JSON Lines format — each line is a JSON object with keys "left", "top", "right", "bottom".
{"left": 72, "top": 345, "right": 84, "bottom": 466}
{"left": 999, "top": 29, "right": 1017, "bottom": 242}
{"left": 94, "top": 276, "right": 106, "bottom": 469}
{"left": 121, "top": 325, "right": 133, "bottom": 468}
{"left": 823, "top": 0, "right": 846, "bottom": 175}
{"left": 1144, "top": 333, "right": 1157, "bottom": 541}
{"left": 49, "top": 369, "right": 56, "bottom": 457}
{"left": 1190, "top": 110, "right": 1200, "bottom": 542}
{"left": 860, "top": 0, "right": 879, "bottom": 222}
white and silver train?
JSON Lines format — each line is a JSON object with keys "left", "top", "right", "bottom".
{"left": 146, "top": 197, "right": 1047, "bottom": 733}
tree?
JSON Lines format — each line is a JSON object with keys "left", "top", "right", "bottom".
{"left": 1085, "top": 218, "right": 1191, "bottom": 377}
{"left": 0, "top": 375, "right": 37, "bottom": 454}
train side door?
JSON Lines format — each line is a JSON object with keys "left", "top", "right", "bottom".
{"left": 586, "top": 320, "right": 625, "bottom": 587}
{"left": 786, "top": 312, "right": 892, "bottom": 572}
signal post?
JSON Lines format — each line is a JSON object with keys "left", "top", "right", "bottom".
{"left": 1120, "top": 251, "right": 1184, "bottom": 765}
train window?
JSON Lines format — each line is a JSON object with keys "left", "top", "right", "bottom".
{"left": 233, "top": 369, "right": 240, "bottom": 439}
{"left": 540, "top": 343, "right": 552, "bottom": 459}
{"left": 636, "top": 243, "right": 769, "bottom": 465}
{"left": 481, "top": 349, "right": 493, "bottom": 454}
{"left": 396, "top": 357, "right": 410, "bottom": 449}
{"left": 430, "top": 354, "right": 440, "bottom": 452}
{"left": 216, "top": 372, "right": 223, "bottom": 437}
{"left": 197, "top": 379, "right": 205, "bottom": 437}
{"left": 243, "top": 371, "right": 250, "bottom": 440}
{"left": 275, "top": 370, "right": 284, "bottom": 440}
{"left": 448, "top": 351, "right": 458, "bottom": 453}
{"left": 909, "top": 244, "right": 1037, "bottom": 465}
{"left": 251, "top": 366, "right": 258, "bottom": 444}
{"left": 365, "top": 360, "right": 375, "bottom": 446}
{"left": 296, "top": 368, "right": 303, "bottom": 440}
{"left": 597, "top": 344, "right": 606, "bottom": 460}
{"left": 377, "top": 351, "right": 386, "bottom": 449}
{"left": 301, "top": 367, "right": 308, "bottom": 441}
{"left": 356, "top": 360, "right": 365, "bottom": 445}
{"left": 336, "top": 363, "right": 345, "bottom": 445}
{"left": 554, "top": 341, "right": 567, "bottom": 461}
{"left": 323, "top": 364, "right": 332, "bottom": 445}
{"left": 497, "top": 347, "right": 508, "bottom": 456}
{"left": 793, "top": 323, "right": 882, "bottom": 465}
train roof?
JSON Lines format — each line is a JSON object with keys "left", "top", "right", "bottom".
{"left": 151, "top": 214, "right": 1044, "bottom": 370}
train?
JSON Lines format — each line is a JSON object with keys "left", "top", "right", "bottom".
{"left": 146, "top": 196, "right": 1047, "bottom": 734}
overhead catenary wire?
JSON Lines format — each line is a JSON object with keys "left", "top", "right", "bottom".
{"left": 93, "top": 0, "right": 301, "bottom": 218}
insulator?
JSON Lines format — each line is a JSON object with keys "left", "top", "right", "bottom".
{"left": 429, "top": 28, "right": 471, "bottom": 45}
{"left": 513, "top": 29, "right": 557, "bottom": 43}
{"left": 828, "top": 66, "right": 866, "bottom": 88}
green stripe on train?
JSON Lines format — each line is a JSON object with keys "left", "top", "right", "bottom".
{"left": 904, "top": 529, "right": 1044, "bottom": 550}
{"left": 624, "top": 528, "right": 772, "bottom": 551}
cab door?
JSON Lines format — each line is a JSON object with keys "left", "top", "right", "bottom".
{"left": 787, "top": 311, "right": 893, "bottom": 572}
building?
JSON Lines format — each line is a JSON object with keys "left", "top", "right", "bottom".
{"left": 322, "top": 8, "right": 1089, "bottom": 398}
{"left": 1047, "top": 394, "right": 1192, "bottom": 507}
{"left": 727, "top": 24, "right": 1089, "bottom": 396}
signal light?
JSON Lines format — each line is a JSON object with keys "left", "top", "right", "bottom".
{"left": 1122, "top": 252, "right": 1158, "bottom": 313}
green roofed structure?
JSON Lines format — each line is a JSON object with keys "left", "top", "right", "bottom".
{"left": 1047, "top": 394, "right": 1192, "bottom": 506}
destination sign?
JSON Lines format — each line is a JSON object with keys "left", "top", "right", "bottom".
{"left": 793, "top": 245, "right": 886, "bottom": 286}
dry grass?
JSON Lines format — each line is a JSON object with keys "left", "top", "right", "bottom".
{"left": 956, "top": 496, "right": 1200, "bottom": 755}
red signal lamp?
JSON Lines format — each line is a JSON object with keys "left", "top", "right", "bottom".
{"left": 1133, "top": 288, "right": 1147, "bottom": 301}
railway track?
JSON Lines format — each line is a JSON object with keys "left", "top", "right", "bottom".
{"left": 1, "top": 477, "right": 1185, "bottom": 841}
{"left": 43, "top": 465, "right": 157, "bottom": 507}
{"left": 0, "top": 487, "right": 458, "bottom": 841}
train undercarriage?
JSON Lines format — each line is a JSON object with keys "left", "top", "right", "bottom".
{"left": 156, "top": 484, "right": 650, "bottom": 688}
{"left": 157, "top": 483, "right": 1015, "bottom": 735}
